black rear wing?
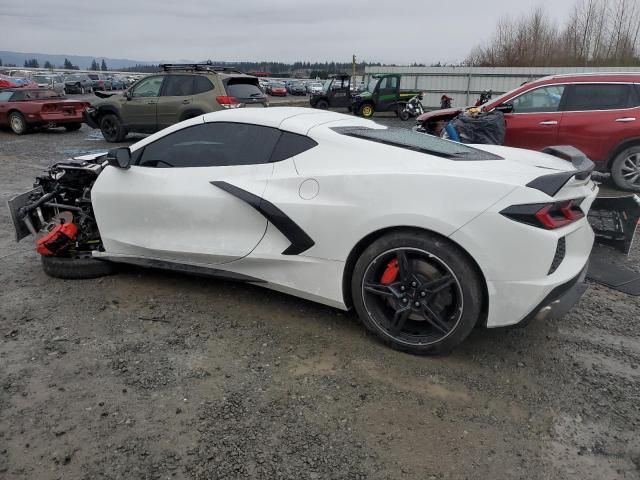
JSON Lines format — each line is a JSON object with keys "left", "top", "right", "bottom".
{"left": 526, "top": 146, "right": 595, "bottom": 196}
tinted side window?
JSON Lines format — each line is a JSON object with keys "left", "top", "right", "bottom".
{"left": 564, "top": 83, "right": 633, "bottom": 111}
{"left": 162, "top": 75, "right": 193, "bottom": 96}
{"left": 132, "top": 76, "right": 163, "bottom": 98}
{"left": 270, "top": 132, "right": 318, "bottom": 162}
{"left": 511, "top": 85, "right": 565, "bottom": 113}
{"left": 138, "top": 122, "right": 281, "bottom": 168}
{"left": 192, "top": 76, "right": 214, "bottom": 94}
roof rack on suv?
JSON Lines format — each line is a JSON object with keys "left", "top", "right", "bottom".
{"left": 160, "top": 62, "right": 244, "bottom": 74}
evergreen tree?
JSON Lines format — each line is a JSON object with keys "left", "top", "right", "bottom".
{"left": 101, "top": 59, "right": 108, "bottom": 71}
{"left": 63, "top": 58, "right": 73, "bottom": 69}
{"left": 91, "top": 59, "right": 100, "bottom": 71}
{"left": 44, "top": 61, "right": 53, "bottom": 69}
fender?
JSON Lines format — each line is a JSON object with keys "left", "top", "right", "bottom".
{"left": 606, "top": 136, "right": 640, "bottom": 170}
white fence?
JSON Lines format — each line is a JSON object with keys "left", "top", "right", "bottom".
{"left": 364, "top": 66, "right": 640, "bottom": 109}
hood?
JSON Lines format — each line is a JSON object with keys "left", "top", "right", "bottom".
{"left": 417, "top": 107, "right": 462, "bottom": 122}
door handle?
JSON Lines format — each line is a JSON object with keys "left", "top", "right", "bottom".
{"left": 147, "top": 101, "right": 156, "bottom": 105}
{"left": 539, "top": 120, "right": 558, "bottom": 126}
{"left": 616, "top": 117, "right": 636, "bottom": 122}
{"left": 182, "top": 99, "right": 191, "bottom": 104}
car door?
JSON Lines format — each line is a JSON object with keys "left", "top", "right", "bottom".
{"left": 156, "top": 75, "right": 195, "bottom": 129}
{"left": 376, "top": 76, "right": 399, "bottom": 111}
{"left": 121, "top": 75, "right": 164, "bottom": 131}
{"left": 330, "top": 78, "right": 350, "bottom": 108}
{"left": 500, "top": 84, "right": 567, "bottom": 151}
{"left": 91, "top": 121, "right": 282, "bottom": 265}
{"left": 559, "top": 82, "right": 639, "bottom": 163}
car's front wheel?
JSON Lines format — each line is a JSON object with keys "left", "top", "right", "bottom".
{"left": 41, "top": 255, "right": 116, "bottom": 279}
{"left": 351, "top": 231, "right": 483, "bottom": 354}
{"left": 611, "top": 146, "right": 640, "bottom": 192}
{"left": 100, "top": 113, "right": 127, "bottom": 142}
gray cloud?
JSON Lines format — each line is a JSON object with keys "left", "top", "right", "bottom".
{"left": 2, "top": 0, "right": 577, "bottom": 64}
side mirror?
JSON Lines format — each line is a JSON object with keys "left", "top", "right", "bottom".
{"left": 106, "top": 147, "right": 131, "bottom": 169}
{"left": 494, "top": 103, "right": 514, "bottom": 114}
{"left": 124, "top": 90, "right": 132, "bottom": 100}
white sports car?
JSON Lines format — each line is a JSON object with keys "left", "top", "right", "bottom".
{"left": 9, "top": 107, "right": 597, "bottom": 354}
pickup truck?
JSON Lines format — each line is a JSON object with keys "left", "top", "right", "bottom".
{"left": 352, "top": 74, "right": 421, "bottom": 117}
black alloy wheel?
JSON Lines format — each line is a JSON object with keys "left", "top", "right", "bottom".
{"left": 351, "top": 231, "right": 483, "bottom": 354}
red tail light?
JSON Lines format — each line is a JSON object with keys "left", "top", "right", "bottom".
{"left": 501, "top": 199, "right": 585, "bottom": 230}
{"left": 41, "top": 104, "right": 60, "bottom": 113}
{"left": 216, "top": 96, "right": 242, "bottom": 109}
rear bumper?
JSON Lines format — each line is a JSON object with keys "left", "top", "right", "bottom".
{"left": 26, "top": 112, "right": 84, "bottom": 125}
{"left": 515, "top": 262, "right": 589, "bottom": 327}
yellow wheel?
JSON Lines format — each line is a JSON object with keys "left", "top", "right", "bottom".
{"left": 359, "top": 103, "right": 374, "bottom": 117}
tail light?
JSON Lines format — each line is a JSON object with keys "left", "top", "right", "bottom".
{"left": 501, "top": 199, "right": 585, "bottom": 229}
{"left": 216, "top": 96, "right": 242, "bottom": 109}
{"left": 41, "top": 104, "right": 59, "bottom": 113}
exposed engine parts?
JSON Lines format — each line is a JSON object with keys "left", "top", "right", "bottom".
{"left": 11, "top": 158, "right": 106, "bottom": 257}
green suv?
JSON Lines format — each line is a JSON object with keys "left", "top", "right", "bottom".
{"left": 84, "top": 63, "right": 269, "bottom": 142}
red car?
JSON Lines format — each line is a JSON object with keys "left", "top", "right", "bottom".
{"left": 417, "top": 73, "right": 640, "bottom": 191}
{"left": 0, "top": 89, "right": 89, "bottom": 135}
{"left": 267, "top": 82, "right": 287, "bottom": 97}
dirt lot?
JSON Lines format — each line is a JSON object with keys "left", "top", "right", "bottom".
{"left": 1, "top": 116, "right": 639, "bottom": 480}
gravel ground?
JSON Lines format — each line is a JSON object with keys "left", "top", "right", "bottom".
{"left": 0, "top": 109, "right": 639, "bottom": 480}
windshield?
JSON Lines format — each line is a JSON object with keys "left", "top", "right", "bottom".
{"left": 271, "top": 82, "right": 285, "bottom": 87}
{"left": 66, "top": 75, "right": 80, "bottom": 81}
{"left": 366, "top": 77, "right": 379, "bottom": 93}
{"left": 33, "top": 76, "right": 50, "bottom": 83}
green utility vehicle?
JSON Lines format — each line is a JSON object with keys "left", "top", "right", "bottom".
{"left": 351, "top": 74, "right": 420, "bottom": 118}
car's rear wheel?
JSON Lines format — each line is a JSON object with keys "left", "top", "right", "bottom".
{"left": 611, "top": 146, "right": 640, "bottom": 192}
{"left": 64, "top": 123, "right": 82, "bottom": 132}
{"left": 351, "top": 231, "right": 483, "bottom": 354}
{"left": 41, "top": 255, "right": 116, "bottom": 280}
{"left": 100, "top": 113, "right": 126, "bottom": 143}
{"left": 315, "top": 99, "right": 329, "bottom": 110}
{"left": 8, "top": 112, "right": 28, "bottom": 135}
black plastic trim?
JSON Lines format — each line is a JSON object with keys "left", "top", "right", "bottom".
{"left": 527, "top": 146, "right": 595, "bottom": 196}
{"left": 210, "top": 181, "right": 315, "bottom": 255}
{"left": 100, "top": 256, "right": 265, "bottom": 283}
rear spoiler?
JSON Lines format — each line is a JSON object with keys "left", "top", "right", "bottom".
{"left": 526, "top": 146, "right": 595, "bottom": 196}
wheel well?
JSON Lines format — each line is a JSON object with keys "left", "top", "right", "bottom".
{"left": 606, "top": 137, "right": 640, "bottom": 169}
{"left": 341, "top": 226, "right": 489, "bottom": 326}
{"left": 7, "top": 109, "right": 22, "bottom": 117}
{"left": 96, "top": 106, "right": 121, "bottom": 122}
{"left": 180, "top": 110, "right": 205, "bottom": 122}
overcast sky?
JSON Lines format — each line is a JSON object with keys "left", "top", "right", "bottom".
{"left": 2, "top": 0, "right": 578, "bottom": 64}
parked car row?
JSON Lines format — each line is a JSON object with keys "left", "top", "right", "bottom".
{"left": 0, "top": 69, "right": 137, "bottom": 95}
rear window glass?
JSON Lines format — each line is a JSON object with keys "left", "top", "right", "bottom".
{"left": 0, "top": 91, "right": 13, "bottom": 101}
{"left": 333, "top": 127, "right": 502, "bottom": 160}
{"left": 225, "top": 78, "right": 264, "bottom": 98}
{"left": 564, "top": 83, "right": 634, "bottom": 111}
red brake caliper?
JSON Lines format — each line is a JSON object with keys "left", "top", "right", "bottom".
{"left": 380, "top": 258, "right": 399, "bottom": 285}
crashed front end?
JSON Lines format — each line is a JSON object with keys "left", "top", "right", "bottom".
{"left": 8, "top": 156, "right": 106, "bottom": 258}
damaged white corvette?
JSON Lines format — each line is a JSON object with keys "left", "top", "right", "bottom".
{"left": 9, "top": 108, "right": 597, "bottom": 353}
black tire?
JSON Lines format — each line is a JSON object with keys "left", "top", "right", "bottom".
{"left": 399, "top": 110, "right": 411, "bottom": 121}
{"left": 41, "top": 255, "right": 116, "bottom": 280}
{"left": 315, "top": 99, "right": 329, "bottom": 110}
{"left": 610, "top": 145, "right": 640, "bottom": 192}
{"left": 8, "top": 111, "right": 28, "bottom": 135}
{"left": 351, "top": 230, "right": 483, "bottom": 355}
{"left": 100, "top": 113, "right": 127, "bottom": 143}
{"left": 64, "top": 123, "right": 82, "bottom": 132}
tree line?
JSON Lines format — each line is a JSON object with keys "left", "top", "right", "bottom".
{"left": 466, "top": 0, "right": 640, "bottom": 67}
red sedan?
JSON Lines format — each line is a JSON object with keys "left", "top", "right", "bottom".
{"left": 267, "top": 82, "right": 287, "bottom": 97}
{"left": 0, "top": 89, "right": 89, "bottom": 135}
{"left": 416, "top": 73, "right": 640, "bottom": 191}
